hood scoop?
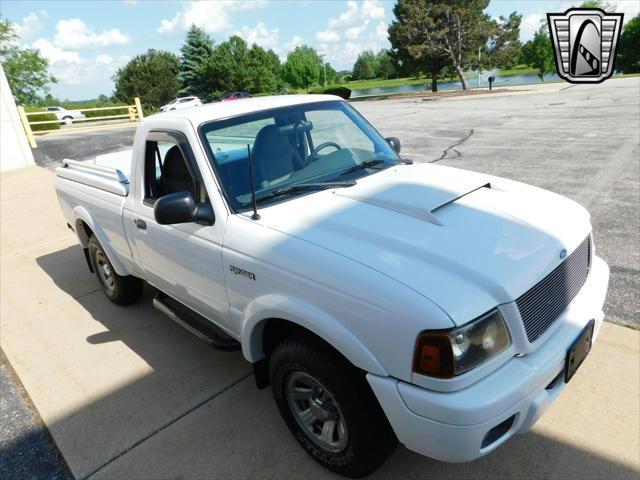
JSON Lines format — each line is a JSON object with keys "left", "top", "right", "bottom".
{"left": 335, "top": 179, "right": 491, "bottom": 227}
{"left": 335, "top": 191, "right": 444, "bottom": 226}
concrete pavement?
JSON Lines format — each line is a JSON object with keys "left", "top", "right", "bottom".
{"left": 1, "top": 78, "right": 639, "bottom": 479}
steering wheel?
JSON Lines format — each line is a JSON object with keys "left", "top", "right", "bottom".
{"left": 308, "top": 142, "right": 341, "bottom": 162}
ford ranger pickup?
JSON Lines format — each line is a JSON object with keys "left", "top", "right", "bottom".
{"left": 55, "top": 95, "right": 610, "bottom": 478}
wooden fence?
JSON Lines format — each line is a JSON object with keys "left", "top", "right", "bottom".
{"left": 17, "top": 97, "right": 143, "bottom": 148}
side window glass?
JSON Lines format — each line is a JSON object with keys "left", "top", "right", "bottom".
{"left": 143, "top": 137, "right": 199, "bottom": 205}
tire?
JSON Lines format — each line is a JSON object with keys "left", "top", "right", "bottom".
{"left": 62, "top": 116, "right": 73, "bottom": 126}
{"left": 88, "top": 235, "right": 143, "bottom": 305}
{"left": 270, "top": 335, "right": 397, "bottom": 478}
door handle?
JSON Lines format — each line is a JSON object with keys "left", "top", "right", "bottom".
{"left": 134, "top": 219, "right": 147, "bottom": 230}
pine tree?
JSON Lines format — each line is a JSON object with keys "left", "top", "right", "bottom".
{"left": 178, "top": 25, "right": 214, "bottom": 98}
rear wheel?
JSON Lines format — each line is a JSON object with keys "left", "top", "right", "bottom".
{"left": 62, "top": 115, "right": 73, "bottom": 126}
{"left": 88, "top": 235, "right": 143, "bottom": 305}
{"left": 270, "top": 336, "right": 397, "bottom": 478}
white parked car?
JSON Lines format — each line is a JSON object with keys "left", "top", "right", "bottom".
{"left": 46, "top": 106, "right": 86, "bottom": 125}
{"left": 54, "top": 95, "right": 609, "bottom": 478}
{"left": 160, "top": 96, "right": 203, "bottom": 112}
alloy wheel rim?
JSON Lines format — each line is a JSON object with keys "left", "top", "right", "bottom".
{"left": 95, "top": 251, "right": 116, "bottom": 295}
{"left": 285, "top": 371, "right": 348, "bottom": 452}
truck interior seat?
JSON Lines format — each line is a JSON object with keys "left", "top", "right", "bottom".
{"left": 252, "top": 124, "right": 304, "bottom": 188}
{"left": 163, "top": 145, "right": 196, "bottom": 197}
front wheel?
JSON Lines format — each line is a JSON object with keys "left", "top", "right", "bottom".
{"left": 270, "top": 336, "right": 397, "bottom": 478}
{"left": 88, "top": 235, "right": 143, "bottom": 305}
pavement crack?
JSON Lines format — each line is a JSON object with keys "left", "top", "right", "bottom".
{"left": 83, "top": 371, "right": 253, "bottom": 480}
{"left": 430, "top": 129, "right": 474, "bottom": 163}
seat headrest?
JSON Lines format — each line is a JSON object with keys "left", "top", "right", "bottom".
{"left": 164, "top": 145, "right": 190, "bottom": 179}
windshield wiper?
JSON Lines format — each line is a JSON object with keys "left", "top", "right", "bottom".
{"left": 341, "top": 157, "right": 413, "bottom": 176}
{"left": 242, "top": 181, "right": 356, "bottom": 207}
{"left": 341, "top": 159, "right": 385, "bottom": 175}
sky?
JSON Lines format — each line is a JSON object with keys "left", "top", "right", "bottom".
{"left": 2, "top": 0, "right": 639, "bottom": 100}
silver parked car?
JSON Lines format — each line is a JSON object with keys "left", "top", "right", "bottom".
{"left": 160, "top": 96, "right": 203, "bottom": 112}
{"left": 46, "top": 106, "right": 86, "bottom": 125}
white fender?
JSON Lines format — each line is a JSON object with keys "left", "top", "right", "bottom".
{"left": 241, "top": 294, "right": 388, "bottom": 376}
{"left": 72, "top": 205, "right": 128, "bottom": 276}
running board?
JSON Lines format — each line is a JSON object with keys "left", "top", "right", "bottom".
{"left": 153, "top": 292, "right": 240, "bottom": 351}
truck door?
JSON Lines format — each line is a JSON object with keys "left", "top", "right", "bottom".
{"left": 123, "top": 130, "right": 231, "bottom": 328}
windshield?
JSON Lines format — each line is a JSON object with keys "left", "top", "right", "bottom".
{"left": 199, "top": 100, "right": 400, "bottom": 211}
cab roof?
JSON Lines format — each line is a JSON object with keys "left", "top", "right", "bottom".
{"left": 150, "top": 94, "right": 343, "bottom": 126}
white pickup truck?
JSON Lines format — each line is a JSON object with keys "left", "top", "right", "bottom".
{"left": 55, "top": 95, "right": 609, "bottom": 478}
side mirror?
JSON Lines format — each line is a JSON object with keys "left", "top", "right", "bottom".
{"left": 385, "top": 137, "right": 401, "bottom": 154}
{"left": 154, "top": 191, "right": 214, "bottom": 226}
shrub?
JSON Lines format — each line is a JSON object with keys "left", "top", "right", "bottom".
{"left": 310, "top": 86, "right": 351, "bottom": 99}
{"left": 59, "top": 101, "right": 129, "bottom": 120}
{"left": 24, "top": 107, "right": 60, "bottom": 132}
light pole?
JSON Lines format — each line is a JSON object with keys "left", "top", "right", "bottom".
{"left": 478, "top": 46, "right": 481, "bottom": 88}
{"left": 320, "top": 54, "right": 327, "bottom": 87}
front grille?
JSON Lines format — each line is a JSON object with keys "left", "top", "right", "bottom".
{"left": 516, "top": 236, "right": 591, "bottom": 342}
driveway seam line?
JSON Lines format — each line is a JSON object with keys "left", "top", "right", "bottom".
{"left": 83, "top": 371, "right": 253, "bottom": 480}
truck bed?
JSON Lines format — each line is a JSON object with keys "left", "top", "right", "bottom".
{"left": 55, "top": 153, "right": 137, "bottom": 275}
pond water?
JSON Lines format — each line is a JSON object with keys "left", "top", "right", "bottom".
{"left": 350, "top": 72, "right": 562, "bottom": 97}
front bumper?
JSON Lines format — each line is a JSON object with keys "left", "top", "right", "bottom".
{"left": 368, "top": 255, "right": 609, "bottom": 462}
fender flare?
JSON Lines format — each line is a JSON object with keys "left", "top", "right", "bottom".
{"left": 72, "top": 206, "right": 128, "bottom": 276}
{"left": 241, "top": 294, "right": 388, "bottom": 376}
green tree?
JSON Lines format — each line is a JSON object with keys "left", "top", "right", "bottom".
{"left": 282, "top": 45, "right": 321, "bottom": 91}
{"left": 246, "top": 44, "right": 281, "bottom": 93}
{"left": 1, "top": 17, "right": 56, "bottom": 105}
{"left": 178, "top": 25, "right": 214, "bottom": 98}
{"left": 388, "top": 0, "right": 497, "bottom": 90}
{"left": 375, "top": 49, "right": 398, "bottom": 79}
{"left": 486, "top": 12, "right": 522, "bottom": 68}
{"left": 201, "top": 36, "right": 253, "bottom": 97}
{"left": 521, "top": 25, "right": 555, "bottom": 81}
{"left": 579, "top": 1, "right": 617, "bottom": 11}
{"left": 618, "top": 16, "right": 640, "bottom": 73}
{"left": 323, "top": 63, "right": 337, "bottom": 84}
{"left": 112, "top": 49, "right": 180, "bottom": 109}
{"left": 352, "top": 51, "right": 378, "bottom": 80}
{"left": 389, "top": 9, "right": 449, "bottom": 92}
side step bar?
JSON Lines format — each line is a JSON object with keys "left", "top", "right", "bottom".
{"left": 153, "top": 292, "right": 241, "bottom": 351}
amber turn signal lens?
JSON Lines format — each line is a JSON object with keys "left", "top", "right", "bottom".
{"left": 413, "top": 332, "right": 455, "bottom": 378}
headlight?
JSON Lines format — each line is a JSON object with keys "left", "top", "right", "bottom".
{"left": 413, "top": 309, "right": 510, "bottom": 378}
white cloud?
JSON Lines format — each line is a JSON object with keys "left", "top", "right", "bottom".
{"left": 328, "top": 0, "right": 384, "bottom": 29}
{"left": 316, "top": 29, "right": 340, "bottom": 43}
{"left": 520, "top": 12, "right": 545, "bottom": 42}
{"left": 13, "top": 11, "right": 47, "bottom": 40}
{"left": 618, "top": 0, "right": 640, "bottom": 24}
{"left": 54, "top": 19, "right": 130, "bottom": 49}
{"left": 283, "top": 35, "right": 304, "bottom": 51}
{"left": 374, "top": 20, "right": 388, "bottom": 41}
{"left": 95, "top": 54, "right": 114, "bottom": 64}
{"left": 345, "top": 26, "right": 365, "bottom": 39}
{"left": 30, "top": 38, "right": 81, "bottom": 64}
{"left": 235, "top": 22, "right": 279, "bottom": 49}
{"left": 30, "top": 38, "right": 128, "bottom": 88}
{"left": 316, "top": 0, "right": 388, "bottom": 69}
{"left": 158, "top": 0, "right": 268, "bottom": 35}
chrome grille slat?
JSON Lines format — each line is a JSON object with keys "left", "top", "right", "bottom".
{"left": 516, "top": 236, "right": 591, "bottom": 342}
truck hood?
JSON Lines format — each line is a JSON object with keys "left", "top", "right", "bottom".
{"left": 257, "top": 164, "right": 591, "bottom": 325}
